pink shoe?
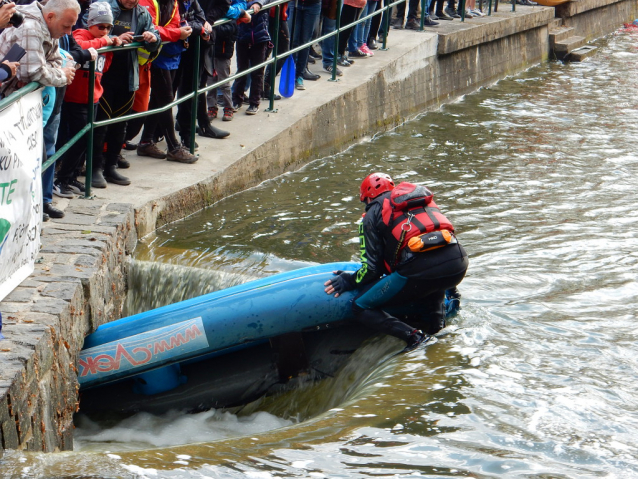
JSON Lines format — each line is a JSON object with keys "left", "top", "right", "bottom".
{"left": 360, "top": 44, "right": 374, "bottom": 56}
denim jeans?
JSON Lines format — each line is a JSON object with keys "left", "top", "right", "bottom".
{"left": 321, "top": 16, "right": 336, "bottom": 66}
{"left": 349, "top": 0, "right": 378, "bottom": 51}
{"left": 42, "top": 112, "right": 60, "bottom": 205}
{"left": 288, "top": 1, "right": 322, "bottom": 77}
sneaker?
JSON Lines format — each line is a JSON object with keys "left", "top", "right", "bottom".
{"left": 246, "top": 104, "right": 259, "bottom": 115}
{"left": 295, "top": 76, "right": 305, "bottom": 90}
{"left": 391, "top": 17, "right": 404, "bottom": 28}
{"left": 424, "top": 15, "right": 439, "bottom": 25}
{"left": 323, "top": 64, "right": 343, "bottom": 76}
{"left": 402, "top": 330, "right": 429, "bottom": 353}
{"left": 360, "top": 44, "right": 374, "bottom": 56}
{"left": 464, "top": 10, "right": 475, "bottom": 17}
{"left": 337, "top": 55, "right": 352, "bottom": 67}
{"left": 181, "top": 139, "right": 199, "bottom": 150}
{"left": 137, "top": 142, "right": 167, "bottom": 159}
{"left": 348, "top": 48, "right": 369, "bottom": 58}
{"left": 405, "top": 18, "right": 420, "bottom": 30}
{"left": 232, "top": 103, "right": 242, "bottom": 112}
{"left": 444, "top": 6, "right": 461, "bottom": 17}
{"left": 167, "top": 146, "right": 198, "bottom": 164}
{"left": 123, "top": 141, "right": 137, "bottom": 150}
{"left": 53, "top": 180, "right": 75, "bottom": 198}
{"left": 68, "top": 179, "right": 85, "bottom": 194}
{"left": 222, "top": 107, "right": 234, "bottom": 121}
{"left": 207, "top": 106, "right": 218, "bottom": 120}
{"left": 472, "top": 8, "right": 485, "bottom": 15}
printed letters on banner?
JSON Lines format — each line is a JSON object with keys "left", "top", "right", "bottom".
{"left": 0, "top": 90, "right": 44, "bottom": 301}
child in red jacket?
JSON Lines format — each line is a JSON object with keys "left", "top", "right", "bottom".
{"left": 54, "top": 2, "right": 121, "bottom": 196}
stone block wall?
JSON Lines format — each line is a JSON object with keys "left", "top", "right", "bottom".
{"left": 0, "top": 200, "right": 136, "bottom": 454}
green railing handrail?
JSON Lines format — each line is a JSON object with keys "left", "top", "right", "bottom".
{"left": 0, "top": 0, "right": 498, "bottom": 198}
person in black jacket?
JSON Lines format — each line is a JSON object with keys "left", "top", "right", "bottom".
{"left": 231, "top": 0, "right": 269, "bottom": 115}
{"left": 324, "top": 173, "right": 469, "bottom": 352}
{"left": 175, "top": 0, "right": 231, "bottom": 143}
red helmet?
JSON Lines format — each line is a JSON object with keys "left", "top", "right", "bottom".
{"left": 360, "top": 173, "right": 395, "bottom": 202}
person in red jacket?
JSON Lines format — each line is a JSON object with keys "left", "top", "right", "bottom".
{"left": 54, "top": 2, "right": 122, "bottom": 197}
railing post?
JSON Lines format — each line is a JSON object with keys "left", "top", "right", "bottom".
{"left": 511, "top": 0, "right": 515, "bottom": 12}
{"left": 330, "top": 0, "right": 343, "bottom": 81}
{"left": 189, "top": 35, "right": 200, "bottom": 155}
{"left": 419, "top": 0, "right": 426, "bottom": 30}
{"left": 85, "top": 58, "right": 96, "bottom": 199}
{"left": 380, "top": 0, "right": 390, "bottom": 50}
{"left": 266, "top": 4, "right": 281, "bottom": 112}
{"left": 460, "top": 0, "right": 466, "bottom": 21}
{"left": 488, "top": 0, "right": 492, "bottom": 14}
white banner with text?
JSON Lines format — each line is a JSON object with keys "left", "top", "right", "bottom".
{"left": 0, "top": 89, "right": 43, "bottom": 302}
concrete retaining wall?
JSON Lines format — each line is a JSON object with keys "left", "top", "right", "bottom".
{"left": 1, "top": 0, "right": 636, "bottom": 454}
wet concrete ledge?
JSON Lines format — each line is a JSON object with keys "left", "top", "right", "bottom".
{"left": 1, "top": 0, "right": 636, "bottom": 454}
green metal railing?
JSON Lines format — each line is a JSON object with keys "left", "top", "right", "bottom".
{"left": 0, "top": 0, "right": 503, "bottom": 199}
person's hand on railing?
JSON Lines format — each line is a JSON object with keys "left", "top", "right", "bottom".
{"left": 141, "top": 31, "right": 158, "bottom": 43}
{"left": 0, "top": 2, "right": 16, "bottom": 29}
{"left": 179, "top": 25, "right": 192, "bottom": 40}
{"left": 238, "top": 10, "right": 251, "bottom": 23}
{"left": 201, "top": 21, "right": 211, "bottom": 40}
{"left": 62, "top": 65, "right": 76, "bottom": 85}
{"left": 1, "top": 60, "right": 18, "bottom": 79}
{"left": 251, "top": 4, "right": 261, "bottom": 13}
{"left": 87, "top": 47, "right": 98, "bottom": 61}
{"left": 110, "top": 36, "right": 123, "bottom": 47}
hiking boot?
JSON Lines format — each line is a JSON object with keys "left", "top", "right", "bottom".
{"left": 295, "top": 77, "right": 305, "bottom": 90}
{"left": 246, "top": 104, "right": 259, "bottom": 115}
{"left": 91, "top": 168, "right": 107, "bottom": 188}
{"left": 53, "top": 180, "right": 74, "bottom": 198}
{"left": 137, "top": 142, "right": 167, "bottom": 159}
{"left": 104, "top": 165, "right": 131, "bottom": 185}
{"left": 222, "top": 107, "right": 234, "bottom": 121}
{"left": 323, "top": 64, "right": 343, "bottom": 76}
{"left": 403, "top": 330, "right": 428, "bottom": 353}
{"left": 167, "top": 146, "right": 198, "bottom": 164}
{"left": 207, "top": 106, "right": 218, "bottom": 120}
{"left": 117, "top": 154, "right": 130, "bottom": 169}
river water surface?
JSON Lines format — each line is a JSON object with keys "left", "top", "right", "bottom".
{"left": 2, "top": 28, "right": 638, "bottom": 479}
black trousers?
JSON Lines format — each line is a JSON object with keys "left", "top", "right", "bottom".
{"left": 337, "top": 5, "right": 362, "bottom": 56}
{"left": 56, "top": 102, "right": 97, "bottom": 183}
{"left": 175, "top": 44, "right": 211, "bottom": 142}
{"left": 264, "top": 18, "right": 291, "bottom": 94}
{"left": 232, "top": 41, "right": 269, "bottom": 107}
{"left": 93, "top": 80, "right": 135, "bottom": 169}
{"left": 141, "top": 66, "right": 180, "bottom": 150}
{"left": 352, "top": 248, "right": 468, "bottom": 339}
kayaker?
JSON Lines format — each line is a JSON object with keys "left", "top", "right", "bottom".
{"left": 324, "top": 172, "right": 469, "bottom": 352}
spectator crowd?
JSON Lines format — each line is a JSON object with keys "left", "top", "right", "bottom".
{"left": 0, "top": 0, "right": 505, "bottom": 221}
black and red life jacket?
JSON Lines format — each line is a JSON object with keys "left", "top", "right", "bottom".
{"left": 380, "top": 182, "right": 455, "bottom": 272}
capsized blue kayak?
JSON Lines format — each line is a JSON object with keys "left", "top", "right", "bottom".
{"left": 79, "top": 262, "right": 363, "bottom": 390}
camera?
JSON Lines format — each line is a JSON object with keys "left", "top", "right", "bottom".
{"left": 0, "top": 0, "right": 24, "bottom": 28}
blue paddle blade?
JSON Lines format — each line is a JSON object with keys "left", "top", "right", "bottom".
{"left": 279, "top": 56, "right": 296, "bottom": 98}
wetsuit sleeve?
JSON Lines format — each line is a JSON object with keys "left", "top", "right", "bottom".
{"left": 354, "top": 202, "right": 386, "bottom": 286}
